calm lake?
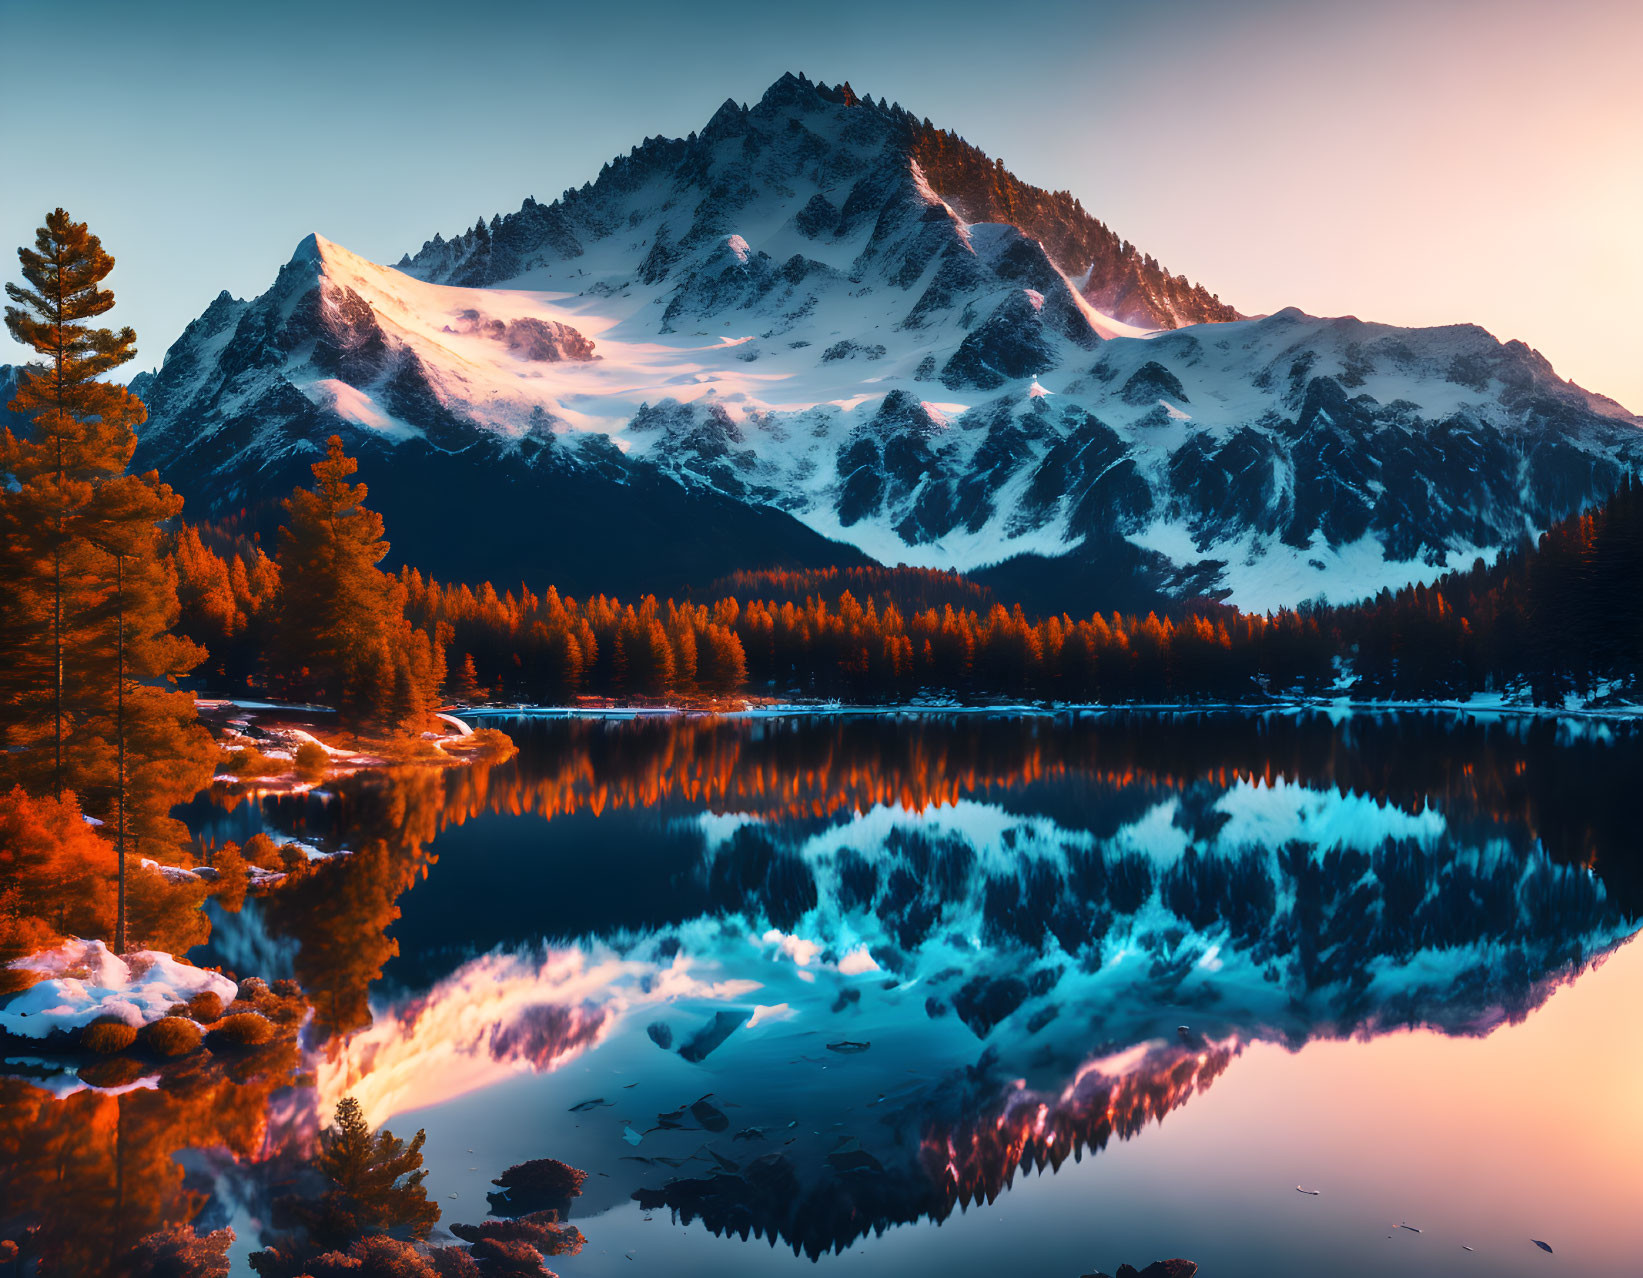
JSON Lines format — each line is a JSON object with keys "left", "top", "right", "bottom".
{"left": 16, "top": 710, "right": 1643, "bottom": 1276}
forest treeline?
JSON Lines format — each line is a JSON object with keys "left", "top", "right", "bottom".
{"left": 170, "top": 473, "right": 1643, "bottom": 708}
{"left": 0, "top": 212, "right": 449, "bottom": 970}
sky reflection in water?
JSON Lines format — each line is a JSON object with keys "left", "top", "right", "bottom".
{"left": 14, "top": 710, "right": 1643, "bottom": 1276}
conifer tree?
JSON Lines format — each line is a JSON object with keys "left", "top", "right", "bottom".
{"left": 80, "top": 472, "right": 214, "bottom": 948}
{"left": 449, "top": 653, "right": 482, "bottom": 704}
{"left": 3, "top": 209, "right": 145, "bottom": 797}
{"left": 254, "top": 1096, "right": 439, "bottom": 1274}
{"left": 3, "top": 212, "right": 214, "bottom": 950}
{"left": 270, "top": 436, "right": 441, "bottom": 735}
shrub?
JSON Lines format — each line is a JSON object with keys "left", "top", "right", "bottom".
{"left": 295, "top": 740, "right": 330, "bottom": 780}
{"left": 305, "top": 1236, "right": 438, "bottom": 1278}
{"left": 467, "top": 1239, "right": 544, "bottom": 1274}
{"left": 378, "top": 736, "right": 445, "bottom": 763}
{"left": 450, "top": 1211, "right": 584, "bottom": 1257}
{"left": 442, "top": 727, "right": 517, "bottom": 761}
{"left": 428, "top": 1246, "right": 481, "bottom": 1278}
{"left": 211, "top": 842, "right": 249, "bottom": 913}
{"left": 206, "top": 1012, "right": 276, "bottom": 1047}
{"left": 80, "top": 1017, "right": 138, "bottom": 1054}
{"left": 260, "top": 989, "right": 309, "bottom": 1026}
{"left": 141, "top": 1015, "right": 203, "bottom": 1057}
{"left": 487, "top": 1157, "right": 588, "bottom": 1217}
{"left": 125, "top": 1223, "right": 234, "bottom": 1278}
{"left": 222, "top": 746, "right": 279, "bottom": 777}
{"left": 188, "top": 990, "right": 226, "bottom": 1022}
{"left": 78, "top": 1054, "right": 147, "bottom": 1088}
{"left": 241, "top": 832, "right": 281, "bottom": 871}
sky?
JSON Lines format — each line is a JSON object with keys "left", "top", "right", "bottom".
{"left": 1, "top": 0, "right": 1639, "bottom": 410}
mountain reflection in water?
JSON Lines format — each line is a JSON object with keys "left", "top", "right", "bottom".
{"left": 7, "top": 710, "right": 1641, "bottom": 1274}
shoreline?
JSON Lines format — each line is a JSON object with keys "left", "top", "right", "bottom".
{"left": 454, "top": 695, "right": 1643, "bottom": 725}
{"left": 198, "top": 699, "right": 514, "bottom": 797}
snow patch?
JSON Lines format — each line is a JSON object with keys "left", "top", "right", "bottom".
{"left": 301, "top": 379, "right": 421, "bottom": 441}
{"left": 837, "top": 946, "right": 880, "bottom": 975}
{"left": 1, "top": 940, "right": 236, "bottom": 1039}
{"left": 760, "top": 928, "right": 822, "bottom": 967}
{"left": 747, "top": 1002, "right": 795, "bottom": 1028}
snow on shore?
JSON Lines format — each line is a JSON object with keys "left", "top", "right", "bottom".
{"left": 0, "top": 939, "right": 236, "bottom": 1040}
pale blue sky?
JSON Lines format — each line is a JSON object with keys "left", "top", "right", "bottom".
{"left": 2, "top": 0, "right": 1639, "bottom": 408}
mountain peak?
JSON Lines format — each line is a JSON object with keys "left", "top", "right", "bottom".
{"left": 399, "top": 72, "right": 1236, "bottom": 332}
{"left": 289, "top": 231, "right": 325, "bottom": 268}
{"left": 755, "top": 69, "right": 824, "bottom": 115}
{"left": 131, "top": 75, "right": 1642, "bottom": 615}
{"left": 702, "top": 97, "right": 749, "bottom": 139}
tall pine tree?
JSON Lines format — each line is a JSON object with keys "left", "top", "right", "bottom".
{"left": 270, "top": 436, "right": 442, "bottom": 734}
{"left": 3, "top": 211, "right": 214, "bottom": 950}
{"left": 2, "top": 209, "right": 143, "bottom": 797}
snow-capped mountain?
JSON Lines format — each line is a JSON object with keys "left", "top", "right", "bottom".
{"left": 121, "top": 72, "right": 1640, "bottom": 608}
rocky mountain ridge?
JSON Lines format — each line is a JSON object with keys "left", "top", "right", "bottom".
{"left": 13, "top": 71, "right": 1632, "bottom": 608}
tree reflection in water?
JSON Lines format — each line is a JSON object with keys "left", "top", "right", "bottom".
{"left": 6, "top": 710, "right": 1640, "bottom": 1268}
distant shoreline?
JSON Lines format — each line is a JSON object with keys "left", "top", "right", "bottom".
{"left": 454, "top": 696, "right": 1643, "bottom": 725}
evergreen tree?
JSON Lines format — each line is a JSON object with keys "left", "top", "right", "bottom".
{"left": 80, "top": 473, "right": 214, "bottom": 948}
{"left": 270, "top": 436, "right": 441, "bottom": 735}
{"left": 698, "top": 624, "right": 748, "bottom": 695}
{"left": 254, "top": 1096, "right": 438, "bottom": 1275}
{"left": 3, "top": 209, "right": 146, "bottom": 798}
{"left": 449, "top": 653, "right": 482, "bottom": 704}
{"left": 3, "top": 212, "right": 214, "bottom": 950}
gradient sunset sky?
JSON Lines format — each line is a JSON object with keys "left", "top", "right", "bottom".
{"left": 2, "top": 0, "right": 1638, "bottom": 410}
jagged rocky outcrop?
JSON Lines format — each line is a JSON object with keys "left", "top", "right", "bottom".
{"left": 123, "top": 72, "right": 1641, "bottom": 609}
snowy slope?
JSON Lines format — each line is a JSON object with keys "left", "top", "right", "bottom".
{"left": 129, "top": 73, "right": 1643, "bottom": 609}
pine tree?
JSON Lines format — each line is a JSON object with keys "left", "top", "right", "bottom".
{"left": 3, "top": 209, "right": 145, "bottom": 798}
{"left": 449, "top": 653, "right": 482, "bottom": 704}
{"left": 270, "top": 436, "right": 441, "bottom": 735}
{"left": 3, "top": 212, "right": 214, "bottom": 950}
{"left": 80, "top": 472, "right": 214, "bottom": 949}
{"left": 699, "top": 624, "right": 748, "bottom": 695}
{"left": 259, "top": 1096, "right": 439, "bottom": 1267}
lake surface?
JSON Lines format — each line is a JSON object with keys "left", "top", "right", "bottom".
{"left": 10, "top": 710, "right": 1643, "bottom": 1275}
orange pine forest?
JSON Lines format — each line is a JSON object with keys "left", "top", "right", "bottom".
{"left": 175, "top": 472, "right": 1643, "bottom": 711}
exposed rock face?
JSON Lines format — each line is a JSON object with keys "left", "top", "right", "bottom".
{"left": 119, "top": 73, "right": 1640, "bottom": 609}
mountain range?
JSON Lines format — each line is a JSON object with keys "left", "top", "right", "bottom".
{"left": 11, "top": 72, "right": 1638, "bottom": 610}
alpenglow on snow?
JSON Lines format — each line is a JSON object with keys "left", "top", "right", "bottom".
{"left": 108, "top": 72, "right": 1641, "bottom": 609}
